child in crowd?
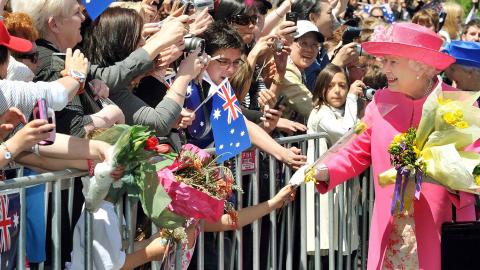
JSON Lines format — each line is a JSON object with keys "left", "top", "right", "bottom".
{"left": 308, "top": 64, "right": 364, "bottom": 143}
{"left": 306, "top": 63, "right": 364, "bottom": 269}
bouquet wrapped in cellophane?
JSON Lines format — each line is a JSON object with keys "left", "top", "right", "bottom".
{"left": 157, "top": 144, "right": 241, "bottom": 226}
{"left": 84, "top": 125, "right": 172, "bottom": 224}
{"left": 379, "top": 82, "right": 480, "bottom": 215}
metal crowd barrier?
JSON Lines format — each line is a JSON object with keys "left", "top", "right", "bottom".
{"left": 0, "top": 133, "right": 374, "bottom": 270}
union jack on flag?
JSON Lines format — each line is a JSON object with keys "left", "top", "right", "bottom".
{"left": 0, "top": 189, "right": 20, "bottom": 268}
{"left": 217, "top": 81, "right": 242, "bottom": 125}
{"left": 210, "top": 78, "right": 251, "bottom": 163}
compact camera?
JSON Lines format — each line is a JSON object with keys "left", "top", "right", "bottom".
{"left": 184, "top": 34, "right": 205, "bottom": 55}
{"left": 363, "top": 87, "right": 376, "bottom": 101}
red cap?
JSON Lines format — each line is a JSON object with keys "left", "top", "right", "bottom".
{"left": 0, "top": 20, "right": 32, "bottom": 53}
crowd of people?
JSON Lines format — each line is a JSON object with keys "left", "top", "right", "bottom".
{"left": 0, "top": 0, "right": 478, "bottom": 269}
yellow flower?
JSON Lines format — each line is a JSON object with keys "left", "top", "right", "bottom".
{"left": 455, "top": 121, "right": 469, "bottom": 129}
{"left": 454, "top": 110, "right": 464, "bottom": 119}
{"left": 393, "top": 133, "right": 405, "bottom": 144}
{"left": 354, "top": 121, "right": 368, "bottom": 134}
{"left": 413, "top": 146, "right": 421, "bottom": 157}
{"left": 304, "top": 167, "right": 317, "bottom": 184}
{"left": 438, "top": 97, "right": 452, "bottom": 105}
{"left": 475, "top": 175, "right": 480, "bottom": 186}
{"left": 442, "top": 112, "right": 457, "bottom": 125}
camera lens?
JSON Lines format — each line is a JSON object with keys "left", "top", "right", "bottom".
{"left": 363, "top": 87, "right": 376, "bottom": 101}
{"left": 184, "top": 36, "right": 205, "bottom": 55}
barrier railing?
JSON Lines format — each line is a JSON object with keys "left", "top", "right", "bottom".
{"left": 0, "top": 132, "right": 374, "bottom": 270}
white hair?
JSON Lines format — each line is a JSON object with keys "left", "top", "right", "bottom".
{"left": 10, "top": 0, "right": 72, "bottom": 38}
{"left": 407, "top": 59, "right": 439, "bottom": 79}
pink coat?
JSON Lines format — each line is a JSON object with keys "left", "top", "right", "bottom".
{"left": 317, "top": 83, "right": 476, "bottom": 270}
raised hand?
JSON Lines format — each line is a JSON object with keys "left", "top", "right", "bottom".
{"left": 0, "top": 107, "right": 26, "bottom": 140}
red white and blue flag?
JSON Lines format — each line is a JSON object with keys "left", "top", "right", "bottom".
{"left": 0, "top": 189, "right": 20, "bottom": 269}
{"left": 210, "top": 78, "right": 251, "bottom": 162}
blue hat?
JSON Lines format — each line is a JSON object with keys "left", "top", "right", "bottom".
{"left": 442, "top": 41, "right": 480, "bottom": 69}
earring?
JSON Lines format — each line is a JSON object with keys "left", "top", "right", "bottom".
{"left": 416, "top": 75, "right": 420, "bottom": 80}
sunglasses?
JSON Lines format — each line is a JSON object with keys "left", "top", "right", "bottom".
{"left": 229, "top": 14, "right": 258, "bottom": 26}
{"left": 16, "top": 51, "right": 39, "bottom": 64}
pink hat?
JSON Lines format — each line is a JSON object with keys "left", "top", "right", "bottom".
{"left": 361, "top": 22, "right": 455, "bottom": 71}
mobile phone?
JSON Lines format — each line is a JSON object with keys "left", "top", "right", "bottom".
{"left": 33, "top": 98, "right": 56, "bottom": 145}
{"left": 285, "top": 12, "right": 298, "bottom": 25}
{"left": 52, "top": 52, "right": 66, "bottom": 60}
{"left": 273, "top": 95, "right": 286, "bottom": 110}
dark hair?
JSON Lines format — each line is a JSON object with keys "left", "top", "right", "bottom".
{"left": 0, "top": 46, "right": 9, "bottom": 66}
{"left": 313, "top": 64, "right": 346, "bottom": 107}
{"left": 363, "top": 65, "right": 387, "bottom": 90}
{"left": 463, "top": 18, "right": 480, "bottom": 35}
{"left": 214, "top": 0, "right": 256, "bottom": 21}
{"left": 292, "top": 0, "right": 322, "bottom": 21}
{"left": 200, "top": 21, "right": 245, "bottom": 56}
{"left": 83, "top": 7, "right": 143, "bottom": 67}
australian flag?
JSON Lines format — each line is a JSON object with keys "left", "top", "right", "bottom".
{"left": 210, "top": 78, "right": 251, "bottom": 163}
{"left": 185, "top": 83, "right": 210, "bottom": 139}
{"left": 0, "top": 190, "right": 20, "bottom": 270}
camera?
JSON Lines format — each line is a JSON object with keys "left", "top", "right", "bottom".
{"left": 184, "top": 34, "right": 205, "bottom": 55}
{"left": 342, "top": 26, "right": 362, "bottom": 45}
{"left": 33, "top": 98, "right": 56, "bottom": 145}
{"left": 363, "top": 87, "right": 376, "bottom": 101}
{"left": 273, "top": 38, "right": 284, "bottom": 53}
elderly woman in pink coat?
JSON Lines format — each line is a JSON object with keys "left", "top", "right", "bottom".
{"left": 313, "top": 23, "right": 476, "bottom": 270}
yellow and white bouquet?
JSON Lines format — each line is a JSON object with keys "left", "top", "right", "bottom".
{"left": 380, "top": 83, "right": 480, "bottom": 214}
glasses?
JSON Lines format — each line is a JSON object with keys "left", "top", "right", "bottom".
{"left": 371, "top": 15, "right": 384, "bottom": 19}
{"left": 229, "top": 14, "right": 258, "bottom": 26}
{"left": 214, "top": 58, "right": 244, "bottom": 69}
{"left": 16, "top": 51, "right": 39, "bottom": 64}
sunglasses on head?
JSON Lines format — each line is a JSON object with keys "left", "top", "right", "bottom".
{"left": 16, "top": 51, "right": 39, "bottom": 64}
{"left": 229, "top": 14, "right": 258, "bottom": 26}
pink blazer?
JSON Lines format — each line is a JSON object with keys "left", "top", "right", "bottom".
{"left": 317, "top": 83, "right": 476, "bottom": 270}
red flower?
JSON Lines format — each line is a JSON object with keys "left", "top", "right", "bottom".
{"left": 144, "top": 136, "right": 159, "bottom": 150}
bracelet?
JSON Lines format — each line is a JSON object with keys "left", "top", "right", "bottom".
{"left": 86, "top": 159, "right": 95, "bottom": 176}
{"left": 272, "top": 77, "right": 284, "bottom": 85}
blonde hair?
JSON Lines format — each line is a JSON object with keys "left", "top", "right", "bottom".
{"left": 441, "top": 1, "right": 464, "bottom": 40}
{"left": 229, "top": 56, "right": 253, "bottom": 102}
{"left": 10, "top": 0, "right": 73, "bottom": 38}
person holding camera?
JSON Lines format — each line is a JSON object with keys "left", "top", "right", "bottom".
{"left": 83, "top": 7, "right": 206, "bottom": 136}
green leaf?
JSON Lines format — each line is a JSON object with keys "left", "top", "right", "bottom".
{"left": 154, "top": 210, "right": 186, "bottom": 229}
{"left": 137, "top": 163, "right": 172, "bottom": 226}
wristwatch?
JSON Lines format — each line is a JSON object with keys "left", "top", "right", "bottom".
{"left": 65, "top": 69, "right": 86, "bottom": 94}
{"left": 1, "top": 142, "right": 12, "bottom": 160}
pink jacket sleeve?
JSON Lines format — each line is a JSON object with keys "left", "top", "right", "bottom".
{"left": 316, "top": 128, "right": 373, "bottom": 194}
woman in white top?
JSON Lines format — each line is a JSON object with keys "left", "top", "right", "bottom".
{"left": 307, "top": 63, "right": 364, "bottom": 267}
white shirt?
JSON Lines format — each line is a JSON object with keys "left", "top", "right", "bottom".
{"left": 7, "top": 56, "right": 34, "bottom": 82}
{"left": 0, "top": 79, "right": 68, "bottom": 117}
{"left": 66, "top": 201, "right": 126, "bottom": 270}
{"left": 307, "top": 93, "right": 358, "bottom": 144}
